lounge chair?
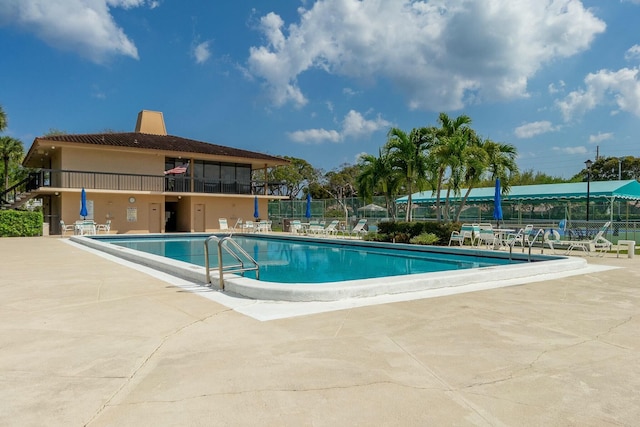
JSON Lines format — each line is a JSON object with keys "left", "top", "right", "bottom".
{"left": 566, "top": 221, "right": 612, "bottom": 256}
{"left": 218, "top": 218, "right": 229, "bottom": 231}
{"left": 307, "top": 223, "right": 325, "bottom": 235}
{"left": 243, "top": 220, "right": 255, "bottom": 232}
{"left": 346, "top": 219, "right": 368, "bottom": 238}
{"left": 543, "top": 229, "right": 575, "bottom": 254}
{"left": 60, "top": 220, "right": 76, "bottom": 236}
{"left": 448, "top": 223, "right": 478, "bottom": 246}
{"left": 256, "top": 220, "right": 271, "bottom": 232}
{"left": 96, "top": 220, "right": 111, "bottom": 234}
{"left": 322, "top": 220, "right": 340, "bottom": 236}
{"left": 290, "top": 220, "right": 302, "bottom": 234}
{"left": 510, "top": 224, "right": 534, "bottom": 248}
{"left": 476, "top": 223, "right": 497, "bottom": 249}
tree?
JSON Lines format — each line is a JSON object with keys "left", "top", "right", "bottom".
{"left": 430, "top": 113, "right": 473, "bottom": 222}
{"left": 43, "top": 128, "right": 67, "bottom": 136}
{"left": 254, "top": 156, "right": 319, "bottom": 198}
{"left": 453, "top": 140, "right": 489, "bottom": 222}
{"left": 510, "top": 169, "right": 565, "bottom": 185}
{"left": 0, "top": 105, "right": 7, "bottom": 132}
{"left": 572, "top": 156, "right": 640, "bottom": 182}
{"left": 386, "top": 127, "right": 431, "bottom": 221}
{"left": 356, "top": 148, "right": 401, "bottom": 219}
{"left": 482, "top": 139, "right": 518, "bottom": 190}
{"left": 0, "top": 136, "right": 25, "bottom": 192}
{"left": 313, "top": 163, "right": 361, "bottom": 224}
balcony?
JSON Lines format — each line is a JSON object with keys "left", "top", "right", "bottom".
{"left": 22, "top": 169, "right": 276, "bottom": 196}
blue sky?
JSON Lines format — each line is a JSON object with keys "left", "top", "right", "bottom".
{"left": 1, "top": 0, "right": 640, "bottom": 179}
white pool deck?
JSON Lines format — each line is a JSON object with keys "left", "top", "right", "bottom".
{"left": 1, "top": 236, "right": 639, "bottom": 425}
{"left": 70, "top": 233, "right": 595, "bottom": 307}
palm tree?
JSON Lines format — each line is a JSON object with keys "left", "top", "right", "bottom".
{"left": 0, "top": 105, "right": 7, "bottom": 132}
{"left": 385, "top": 127, "right": 431, "bottom": 221}
{"left": 483, "top": 139, "right": 518, "bottom": 189}
{"left": 454, "top": 141, "right": 489, "bottom": 222}
{"left": 430, "top": 113, "right": 473, "bottom": 222}
{"left": 0, "top": 136, "right": 24, "bottom": 192}
{"left": 357, "top": 148, "right": 401, "bottom": 219}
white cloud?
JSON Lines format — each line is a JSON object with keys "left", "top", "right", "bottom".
{"left": 557, "top": 67, "right": 640, "bottom": 121}
{"left": 193, "top": 41, "right": 211, "bottom": 64}
{"left": 326, "top": 101, "right": 334, "bottom": 112}
{"left": 342, "top": 110, "right": 391, "bottom": 138}
{"left": 514, "top": 120, "right": 557, "bottom": 138}
{"left": 248, "top": 0, "right": 605, "bottom": 110}
{"left": 0, "top": 0, "right": 158, "bottom": 63}
{"left": 288, "top": 128, "right": 341, "bottom": 144}
{"left": 589, "top": 132, "right": 613, "bottom": 143}
{"left": 548, "top": 80, "right": 565, "bottom": 94}
{"left": 287, "top": 109, "right": 390, "bottom": 144}
{"left": 625, "top": 45, "right": 640, "bottom": 61}
{"left": 552, "top": 146, "right": 587, "bottom": 155}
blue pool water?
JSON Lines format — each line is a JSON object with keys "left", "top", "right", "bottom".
{"left": 99, "top": 234, "right": 524, "bottom": 284}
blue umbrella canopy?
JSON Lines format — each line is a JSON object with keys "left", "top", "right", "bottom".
{"left": 80, "top": 188, "right": 88, "bottom": 219}
{"left": 493, "top": 178, "right": 503, "bottom": 225}
{"left": 305, "top": 194, "right": 312, "bottom": 219}
{"left": 253, "top": 196, "right": 259, "bottom": 219}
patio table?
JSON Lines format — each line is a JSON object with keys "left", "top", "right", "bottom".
{"left": 493, "top": 228, "right": 515, "bottom": 249}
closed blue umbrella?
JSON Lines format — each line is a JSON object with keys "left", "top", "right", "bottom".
{"left": 80, "top": 188, "right": 88, "bottom": 219}
{"left": 253, "top": 196, "right": 259, "bottom": 220}
{"left": 305, "top": 193, "right": 312, "bottom": 219}
{"left": 493, "top": 178, "right": 503, "bottom": 227}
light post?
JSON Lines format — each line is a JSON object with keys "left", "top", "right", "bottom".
{"left": 618, "top": 157, "right": 622, "bottom": 180}
{"left": 585, "top": 159, "right": 592, "bottom": 223}
{"left": 618, "top": 157, "right": 622, "bottom": 220}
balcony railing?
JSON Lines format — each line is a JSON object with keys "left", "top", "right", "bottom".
{"left": 23, "top": 169, "right": 276, "bottom": 196}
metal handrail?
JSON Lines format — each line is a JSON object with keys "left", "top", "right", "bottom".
{"left": 506, "top": 228, "right": 544, "bottom": 262}
{"left": 204, "top": 235, "right": 259, "bottom": 290}
{"left": 526, "top": 228, "right": 545, "bottom": 261}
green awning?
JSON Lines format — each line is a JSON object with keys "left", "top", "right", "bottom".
{"left": 396, "top": 180, "right": 640, "bottom": 204}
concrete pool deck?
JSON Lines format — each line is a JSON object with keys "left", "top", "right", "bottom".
{"left": 1, "top": 236, "right": 639, "bottom": 426}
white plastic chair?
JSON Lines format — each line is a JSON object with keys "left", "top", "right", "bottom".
{"left": 60, "top": 220, "right": 76, "bottom": 236}
{"left": 96, "top": 220, "right": 111, "bottom": 234}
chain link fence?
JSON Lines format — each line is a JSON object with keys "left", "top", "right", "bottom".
{"left": 267, "top": 197, "right": 640, "bottom": 242}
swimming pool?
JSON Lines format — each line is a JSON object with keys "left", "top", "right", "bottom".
{"left": 102, "top": 234, "right": 521, "bottom": 283}
{"left": 72, "top": 233, "right": 587, "bottom": 302}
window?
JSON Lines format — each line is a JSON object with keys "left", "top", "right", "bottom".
{"left": 167, "top": 158, "right": 252, "bottom": 194}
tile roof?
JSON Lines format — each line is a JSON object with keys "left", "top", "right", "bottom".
{"left": 33, "top": 132, "right": 286, "bottom": 163}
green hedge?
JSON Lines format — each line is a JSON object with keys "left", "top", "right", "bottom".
{"left": 0, "top": 210, "right": 44, "bottom": 237}
{"left": 367, "top": 221, "right": 460, "bottom": 245}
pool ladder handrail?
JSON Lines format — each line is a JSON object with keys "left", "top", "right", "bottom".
{"left": 507, "top": 228, "right": 545, "bottom": 262}
{"left": 204, "top": 235, "right": 260, "bottom": 290}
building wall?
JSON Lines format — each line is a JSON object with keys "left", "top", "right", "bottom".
{"left": 45, "top": 143, "right": 276, "bottom": 234}
{"left": 61, "top": 146, "right": 164, "bottom": 175}
{"left": 60, "top": 192, "right": 166, "bottom": 234}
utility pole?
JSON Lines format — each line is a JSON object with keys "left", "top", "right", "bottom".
{"left": 618, "top": 157, "right": 622, "bottom": 180}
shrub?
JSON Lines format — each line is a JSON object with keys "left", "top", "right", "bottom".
{"left": 375, "top": 220, "right": 458, "bottom": 245}
{"left": 0, "top": 209, "right": 43, "bottom": 237}
{"left": 409, "top": 233, "right": 440, "bottom": 245}
{"left": 362, "top": 232, "right": 388, "bottom": 242}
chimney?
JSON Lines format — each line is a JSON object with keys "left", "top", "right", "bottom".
{"left": 135, "top": 110, "right": 167, "bottom": 135}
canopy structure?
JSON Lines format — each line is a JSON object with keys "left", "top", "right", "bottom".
{"left": 397, "top": 180, "right": 640, "bottom": 204}
{"left": 358, "top": 203, "right": 386, "bottom": 212}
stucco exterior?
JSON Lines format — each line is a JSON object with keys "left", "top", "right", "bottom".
{"left": 23, "top": 110, "right": 288, "bottom": 235}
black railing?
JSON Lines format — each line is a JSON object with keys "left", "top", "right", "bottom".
{"left": 2, "top": 169, "right": 279, "bottom": 197}
{"left": 0, "top": 173, "right": 41, "bottom": 206}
